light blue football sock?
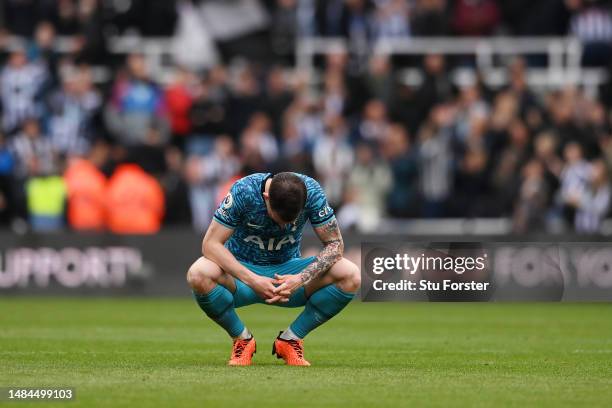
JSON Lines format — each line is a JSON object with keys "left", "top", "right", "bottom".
{"left": 193, "top": 285, "right": 245, "bottom": 338}
{"left": 289, "top": 284, "right": 355, "bottom": 339}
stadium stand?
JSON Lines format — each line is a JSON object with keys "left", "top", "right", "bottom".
{"left": 0, "top": 0, "right": 611, "bottom": 235}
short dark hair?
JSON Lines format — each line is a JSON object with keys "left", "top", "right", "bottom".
{"left": 269, "top": 172, "right": 307, "bottom": 223}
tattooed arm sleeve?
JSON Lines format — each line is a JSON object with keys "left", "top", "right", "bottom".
{"left": 300, "top": 219, "right": 344, "bottom": 285}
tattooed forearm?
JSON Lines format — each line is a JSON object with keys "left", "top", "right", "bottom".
{"left": 300, "top": 220, "right": 344, "bottom": 285}
{"left": 299, "top": 240, "right": 343, "bottom": 284}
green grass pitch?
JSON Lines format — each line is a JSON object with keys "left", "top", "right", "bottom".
{"left": 1, "top": 299, "right": 611, "bottom": 407}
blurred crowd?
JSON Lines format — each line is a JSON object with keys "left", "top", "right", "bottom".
{"left": 0, "top": 0, "right": 612, "bottom": 234}
{"left": 3, "top": 0, "right": 612, "bottom": 64}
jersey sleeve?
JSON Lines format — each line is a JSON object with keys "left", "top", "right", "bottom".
{"left": 213, "top": 181, "right": 244, "bottom": 229}
{"left": 306, "top": 178, "right": 335, "bottom": 227}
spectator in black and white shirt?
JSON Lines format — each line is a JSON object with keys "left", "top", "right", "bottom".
{"left": 574, "top": 159, "right": 611, "bottom": 233}
{"left": 47, "top": 65, "right": 102, "bottom": 156}
{"left": 9, "top": 118, "right": 56, "bottom": 179}
{"left": 568, "top": 0, "right": 612, "bottom": 66}
{"left": 371, "top": 0, "right": 411, "bottom": 40}
{"left": 418, "top": 104, "right": 455, "bottom": 217}
{"left": 0, "top": 50, "right": 48, "bottom": 134}
{"left": 559, "top": 142, "right": 592, "bottom": 226}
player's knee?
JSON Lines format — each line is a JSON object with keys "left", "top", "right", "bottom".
{"left": 186, "top": 258, "right": 215, "bottom": 293}
{"left": 337, "top": 259, "right": 361, "bottom": 293}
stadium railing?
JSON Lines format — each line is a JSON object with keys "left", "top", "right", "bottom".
{"left": 2, "top": 35, "right": 608, "bottom": 95}
{"left": 296, "top": 36, "right": 607, "bottom": 96}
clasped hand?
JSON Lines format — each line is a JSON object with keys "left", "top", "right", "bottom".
{"left": 250, "top": 273, "right": 304, "bottom": 304}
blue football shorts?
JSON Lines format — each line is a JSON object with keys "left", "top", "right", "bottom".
{"left": 232, "top": 256, "right": 316, "bottom": 308}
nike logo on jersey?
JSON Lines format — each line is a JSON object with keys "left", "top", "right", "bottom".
{"left": 247, "top": 222, "right": 264, "bottom": 228}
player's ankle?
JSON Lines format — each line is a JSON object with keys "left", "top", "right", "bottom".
{"left": 233, "top": 327, "right": 252, "bottom": 340}
{"left": 279, "top": 327, "right": 301, "bottom": 341}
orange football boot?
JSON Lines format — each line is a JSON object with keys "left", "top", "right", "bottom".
{"left": 228, "top": 336, "right": 256, "bottom": 366}
{"left": 272, "top": 331, "right": 311, "bottom": 366}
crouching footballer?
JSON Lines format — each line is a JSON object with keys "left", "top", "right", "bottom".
{"left": 186, "top": 172, "right": 360, "bottom": 366}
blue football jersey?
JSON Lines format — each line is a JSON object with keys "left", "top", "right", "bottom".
{"left": 213, "top": 173, "right": 335, "bottom": 265}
